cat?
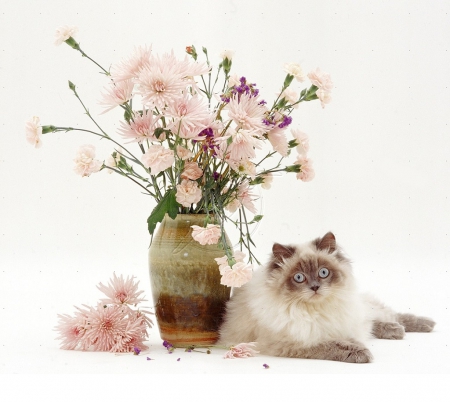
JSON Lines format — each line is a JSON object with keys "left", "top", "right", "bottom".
{"left": 218, "top": 232, "right": 435, "bottom": 363}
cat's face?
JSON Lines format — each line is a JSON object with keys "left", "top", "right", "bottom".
{"left": 266, "top": 232, "right": 354, "bottom": 304}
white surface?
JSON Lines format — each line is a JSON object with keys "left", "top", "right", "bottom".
{"left": 1, "top": 0, "right": 449, "bottom": 399}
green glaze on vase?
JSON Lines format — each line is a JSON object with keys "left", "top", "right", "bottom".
{"left": 149, "top": 214, "right": 231, "bottom": 347}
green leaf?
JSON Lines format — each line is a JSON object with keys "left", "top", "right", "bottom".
{"left": 153, "top": 127, "right": 166, "bottom": 139}
{"left": 249, "top": 215, "right": 263, "bottom": 224}
{"left": 147, "top": 189, "right": 179, "bottom": 235}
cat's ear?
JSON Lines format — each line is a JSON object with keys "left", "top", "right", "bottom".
{"left": 315, "top": 232, "right": 336, "bottom": 253}
{"left": 272, "top": 243, "right": 296, "bottom": 262}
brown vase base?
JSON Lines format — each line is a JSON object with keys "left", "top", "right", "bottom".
{"left": 158, "top": 324, "right": 219, "bottom": 347}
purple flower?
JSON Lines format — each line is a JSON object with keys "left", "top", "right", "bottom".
{"left": 278, "top": 115, "right": 292, "bottom": 129}
{"left": 163, "top": 340, "right": 175, "bottom": 353}
{"left": 133, "top": 347, "right": 141, "bottom": 355}
{"left": 177, "top": 358, "right": 181, "bottom": 361}
{"left": 146, "top": 357, "right": 152, "bottom": 360}
{"left": 263, "top": 363, "right": 270, "bottom": 369}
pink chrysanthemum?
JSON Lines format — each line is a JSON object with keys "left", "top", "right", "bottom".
{"left": 219, "top": 128, "right": 262, "bottom": 162}
{"left": 227, "top": 93, "right": 267, "bottom": 135}
{"left": 97, "top": 272, "right": 147, "bottom": 306}
{"left": 118, "top": 109, "right": 161, "bottom": 143}
{"left": 111, "top": 313, "right": 149, "bottom": 353}
{"left": 165, "top": 93, "right": 213, "bottom": 139}
{"left": 82, "top": 304, "right": 128, "bottom": 352}
{"left": 99, "top": 79, "right": 134, "bottom": 114}
{"left": 224, "top": 342, "right": 259, "bottom": 358}
{"left": 136, "top": 53, "right": 187, "bottom": 110}
{"left": 111, "top": 45, "right": 153, "bottom": 82}
{"left": 54, "top": 311, "right": 87, "bottom": 350}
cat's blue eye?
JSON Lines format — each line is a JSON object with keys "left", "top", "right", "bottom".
{"left": 318, "top": 268, "right": 329, "bottom": 278}
{"left": 293, "top": 273, "right": 305, "bottom": 283}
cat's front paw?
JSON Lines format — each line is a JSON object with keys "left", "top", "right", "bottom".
{"left": 335, "top": 340, "right": 373, "bottom": 364}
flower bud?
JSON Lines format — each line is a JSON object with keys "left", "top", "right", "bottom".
{"left": 64, "top": 36, "right": 80, "bottom": 50}
{"left": 283, "top": 74, "right": 294, "bottom": 89}
{"left": 285, "top": 164, "right": 301, "bottom": 173}
{"left": 41, "top": 125, "right": 57, "bottom": 134}
{"left": 186, "top": 45, "right": 197, "bottom": 60}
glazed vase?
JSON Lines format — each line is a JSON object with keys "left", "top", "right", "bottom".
{"left": 149, "top": 214, "right": 231, "bottom": 347}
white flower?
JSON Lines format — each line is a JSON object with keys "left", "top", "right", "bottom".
{"left": 283, "top": 62, "right": 306, "bottom": 82}
{"left": 54, "top": 25, "right": 78, "bottom": 46}
{"left": 25, "top": 116, "right": 43, "bottom": 148}
{"left": 220, "top": 49, "right": 235, "bottom": 60}
{"left": 73, "top": 145, "right": 102, "bottom": 177}
{"left": 228, "top": 74, "right": 241, "bottom": 87}
{"left": 261, "top": 173, "right": 273, "bottom": 190}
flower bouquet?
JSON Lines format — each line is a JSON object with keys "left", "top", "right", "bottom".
{"left": 26, "top": 26, "right": 332, "bottom": 288}
{"left": 28, "top": 26, "right": 332, "bottom": 346}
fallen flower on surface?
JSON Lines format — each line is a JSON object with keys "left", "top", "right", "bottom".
{"left": 223, "top": 342, "right": 259, "bottom": 359}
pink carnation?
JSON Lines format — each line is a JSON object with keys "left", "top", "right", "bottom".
{"left": 267, "top": 127, "right": 289, "bottom": 156}
{"left": 220, "top": 261, "right": 253, "bottom": 287}
{"left": 223, "top": 342, "right": 259, "bottom": 359}
{"left": 291, "top": 128, "right": 309, "bottom": 156}
{"left": 141, "top": 144, "right": 174, "bottom": 175}
{"left": 73, "top": 144, "right": 102, "bottom": 177}
{"left": 175, "top": 179, "right": 202, "bottom": 207}
{"left": 54, "top": 25, "right": 78, "bottom": 46}
{"left": 181, "top": 161, "right": 203, "bottom": 180}
{"left": 295, "top": 156, "right": 315, "bottom": 182}
{"left": 191, "top": 224, "right": 221, "bottom": 245}
{"left": 25, "top": 116, "right": 43, "bottom": 148}
{"left": 176, "top": 145, "right": 193, "bottom": 160}
{"left": 307, "top": 68, "right": 333, "bottom": 108}
{"left": 307, "top": 68, "right": 333, "bottom": 91}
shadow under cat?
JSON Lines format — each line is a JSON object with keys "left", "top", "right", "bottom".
{"left": 219, "top": 232, "right": 435, "bottom": 363}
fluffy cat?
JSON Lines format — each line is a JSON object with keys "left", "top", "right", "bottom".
{"left": 219, "top": 232, "right": 435, "bottom": 363}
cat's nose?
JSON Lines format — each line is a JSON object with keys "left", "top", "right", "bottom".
{"left": 310, "top": 285, "right": 320, "bottom": 292}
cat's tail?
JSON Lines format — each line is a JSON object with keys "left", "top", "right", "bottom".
{"left": 396, "top": 313, "right": 436, "bottom": 332}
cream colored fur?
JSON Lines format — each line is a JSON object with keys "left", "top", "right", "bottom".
{"left": 218, "top": 233, "right": 435, "bottom": 363}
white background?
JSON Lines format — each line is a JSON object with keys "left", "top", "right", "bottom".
{"left": 1, "top": 0, "right": 449, "bottom": 399}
